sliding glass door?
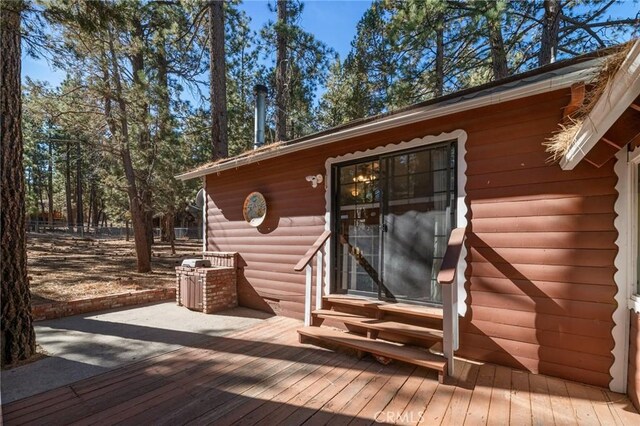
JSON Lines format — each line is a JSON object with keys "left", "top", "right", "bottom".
{"left": 334, "top": 141, "right": 456, "bottom": 305}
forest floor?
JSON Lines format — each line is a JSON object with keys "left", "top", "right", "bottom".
{"left": 27, "top": 234, "right": 201, "bottom": 304}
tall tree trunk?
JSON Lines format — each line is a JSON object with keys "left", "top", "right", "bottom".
{"left": 1, "top": 0, "right": 36, "bottom": 367}
{"left": 131, "top": 17, "right": 155, "bottom": 255}
{"left": 434, "top": 13, "right": 445, "bottom": 98}
{"left": 165, "top": 206, "right": 176, "bottom": 255}
{"left": 65, "top": 141, "right": 74, "bottom": 230}
{"left": 91, "top": 180, "right": 99, "bottom": 227}
{"left": 209, "top": 0, "right": 228, "bottom": 159}
{"left": 275, "top": 0, "right": 288, "bottom": 142}
{"left": 75, "top": 140, "right": 84, "bottom": 234}
{"left": 106, "top": 27, "right": 151, "bottom": 272}
{"left": 47, "top": 140, "right": 54, "bottom": 229}
{"left": 486, "top": 0, "right": 509, "bottom": 80}
{"left": 539, "top": 0, "right": 561, "bottom": 66}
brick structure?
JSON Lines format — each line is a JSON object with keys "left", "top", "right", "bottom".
{"left": 176, "top": 251, "right": 238, "bottom": 314}
{"left": 32, "top": 288, "right": 176, "bottom": 321}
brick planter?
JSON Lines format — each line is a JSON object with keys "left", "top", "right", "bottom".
{"left": 31, "top": 288, "right": 176, "bottom": 321}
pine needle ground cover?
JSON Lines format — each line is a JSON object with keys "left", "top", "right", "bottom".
{"left": 27, "top": 235, "right": 200, "bottom": 304}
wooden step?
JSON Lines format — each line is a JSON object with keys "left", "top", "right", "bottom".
{"left": 297, "top": 326, "right": 447, "bottom": 383}
{"left": 313, "top": 309, "right": 443, "bottom": 342}
{"left": 324, "top": 296, "right": 381, "bottom": 309}
{"left": 377, "top": 303, "right": 443, "bottom": 321}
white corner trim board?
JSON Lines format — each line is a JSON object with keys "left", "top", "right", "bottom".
{"left": 322, "top": 129, "right": 468, "bottom": 317}
{"left": 561, "top": 40, "right": 640, "bottom": 170}
{"left": 611, "top": 148, "right": 631, "bottom": 393}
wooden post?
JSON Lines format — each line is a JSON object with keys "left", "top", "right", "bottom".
{"left": 305, "top": 263, "right": 312, "bottom": 326}
{"left": 437, "top": 227, "right": 465, "bottom": 379}
{"left": 316, "top": 251, "right": 323, "bottom": 311}
{"left": 442, "top": 282, "right": 455, "bottom": 377}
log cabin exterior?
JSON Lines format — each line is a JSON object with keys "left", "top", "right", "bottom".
{"left": 178, "top": 41, "right": 640, "bottom": 407}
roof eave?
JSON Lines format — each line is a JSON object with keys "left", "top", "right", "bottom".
{"left": 561, "top": 40, "right": 640, "bottom": 170}
{"left": 177, "top": 62, "right": 599, "bottom": 181}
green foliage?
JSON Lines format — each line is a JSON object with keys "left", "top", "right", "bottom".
{"left": 259, "top": 0, "right": 335, "bottom": 140}
{"left": 22, "top": 0, "right": 638, "bottom": 235}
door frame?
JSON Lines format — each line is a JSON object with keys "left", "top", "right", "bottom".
{"left": 322, "top": 129, "right": 468, "bottom": 312}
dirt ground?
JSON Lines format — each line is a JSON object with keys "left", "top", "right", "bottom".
{"left": 27, "top": 234, "right": 201, "bottom": 304}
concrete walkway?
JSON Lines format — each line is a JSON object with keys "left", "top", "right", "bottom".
{"left": 0, "top": 302, "right": 272, "bottom": 404}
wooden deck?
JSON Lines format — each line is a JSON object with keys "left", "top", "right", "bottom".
{"left": 2, "top": 316, "right": 638, "bottom": 425}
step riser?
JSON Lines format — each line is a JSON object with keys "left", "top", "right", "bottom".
{"left": 312, "top": 310, "right": 443, "bottom": 349}
{"left": 324, "top": 298, "right": 443, "bottom": 322}
{"left": 297, "top": 327, "right": 446, "bottom": 383}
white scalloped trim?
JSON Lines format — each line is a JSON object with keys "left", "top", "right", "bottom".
{"left": 322, "top": 129, "right": 468, "bottom": 317}
{"left": 611, "top": 148, "right": 631, "bottom": 393}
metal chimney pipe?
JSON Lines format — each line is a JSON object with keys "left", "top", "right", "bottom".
{"left": 254, "top": 84, "right": 268, "bottom": 149}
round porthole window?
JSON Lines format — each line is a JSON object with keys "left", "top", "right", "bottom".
{"left": 243, "top": 192, "right": 267, "bottom": 227}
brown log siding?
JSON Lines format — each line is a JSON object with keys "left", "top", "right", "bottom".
{"left": 205, "top": 89, "right": 617, "bottom": 387}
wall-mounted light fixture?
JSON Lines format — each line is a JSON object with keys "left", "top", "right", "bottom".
{"left": 305, "top": 174, "right": 324, "bottom": 188}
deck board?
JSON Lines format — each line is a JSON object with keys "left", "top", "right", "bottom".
{"left": 2, "top": 316, "right": 638, "bottom": 425}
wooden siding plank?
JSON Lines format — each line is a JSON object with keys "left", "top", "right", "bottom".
{"left": 468, "top": 231, "right": 617, "bottom": 250}
{"left": 470, "top": 214, "right": 616, "bottom": 233}
{"left": 465, "top": 305, "right": 613, "bottom": 339}
{"left": 465, "top": 320, "right": 613, "bottom": 357}
{"left": 469, "top": 195, "right": 617, "bottom": 218}
{"left": 467, "top": 276, "right": 616, "bottom": 304}
{"left": 469, "top": 261, "right": 616, "bottom": 286}
{"left": 466, "top": 162, "right": 613, "bottom": 189}
{"left": 459, "top": 333, "right": 613, "bottom": 375}
{"left": 466, "top": 292, "right": 615, "bottom": 321}
{"left": 466, "top": 177, "right": 618, "bottom": 203}
{"left": 469, "top": 246, "right": 617, "bottom": 268}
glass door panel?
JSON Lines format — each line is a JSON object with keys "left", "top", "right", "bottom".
{"left": 334, "top": 142, "right": 456, "bottom": 305}
{"left": 335, "top": 160, "right": 381, "bottom": 297}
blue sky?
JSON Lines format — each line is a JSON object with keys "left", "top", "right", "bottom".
{"left": 22, "top": 0, "right": 638, "bottom": 106}
{"left": 22, "top": 0, "right": 372, "bottom": 95}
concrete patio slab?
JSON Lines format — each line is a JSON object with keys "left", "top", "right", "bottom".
{"left": 0, "top": 302, "right": 272, "bottom": 404}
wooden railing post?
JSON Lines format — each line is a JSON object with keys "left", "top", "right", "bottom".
{"left": 316, "top": 251, "right": 323, "bottom": 311}
{"left": 305, "top": 263, "right": 313, "bottom": 326}
{"left": 295, "top": 230, "right": 332, "bottom": 327}
{"left": 437, "top": 227, "right": 465, "bottom": 378}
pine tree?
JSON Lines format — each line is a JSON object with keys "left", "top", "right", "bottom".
{"left": 1, "top": 0, "right": 37, "bottom": 367}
